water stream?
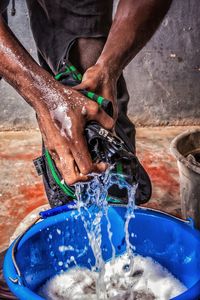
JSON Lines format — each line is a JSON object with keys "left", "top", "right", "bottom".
{"left": 39, "top": 167, "right": 186, "bottom": 300}
{"left": 74, "top": 166, "right": 137, "bottom": 299}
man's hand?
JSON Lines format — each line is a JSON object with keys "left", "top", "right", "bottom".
{"left": 73, "top": 63, "right": 118, "bottom": 121}
{"left": 37, "top": 81, "right": 114, "bottom": 185}
{"left": 0, "top": 16, "right": 114, "bottom": 185}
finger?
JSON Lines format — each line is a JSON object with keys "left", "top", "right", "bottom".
{"left": 52, "top": 149, "right": 90, "bottom": 185}
{"left": 70, "top": 133, "right": 94, "bottom": 176}
{"left": 71, "top": 160, "right": 91, "bottom": 183}
{"left": 92, "top": 162, "right": 108, "bottom": 174}
{"left": 86, "top": 102, "right": 114, "bottom": 130}
{"left": 70, "top": 131, "right": 109, "bottom": 176}
{"left": 72, "top": 82, "right": 89, "bottom": 91}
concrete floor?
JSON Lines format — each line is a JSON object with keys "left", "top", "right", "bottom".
{"left": 0, "top": 126, "right": 198, "bottom": 253}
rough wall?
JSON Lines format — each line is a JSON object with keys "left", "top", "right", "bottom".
{"left": 124, "top": 0, "right": 200, "bottom": 126}
{"left": 0, "top": 0, "right": 199, "bottom": 130}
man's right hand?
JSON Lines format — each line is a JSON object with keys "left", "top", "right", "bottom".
{"left": 0, "top": 16, "right": 114, "bottom": 185}
{"left": 36, "top": 81, "right": 114, "bottom": 185}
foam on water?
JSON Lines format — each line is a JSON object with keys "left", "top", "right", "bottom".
{"left": 39, "top": 167, "right": 187, "bottom": 299}
{"left": 39, "top": 253, "right": 186, "bottom": 300}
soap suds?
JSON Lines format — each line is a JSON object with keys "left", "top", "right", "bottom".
{"left": 0, "top": 44, "right": 22, "bottom": 65}
{"left": 33, "top": 74, "right": 71, "bottom": 109}
{"left": 50, "top": 104, "right": 72, "bottom": 139}
{"left": 64, "top": 89, "right": 73, "bottom": 96}
{"left": 81, "top": 106, "right": 87, "bottom": 115}
{"left": 39, "top": 253, "right": 186, "bottom": 300}
{"left": 59, "top": 245, "right": 74, "bottom": 252}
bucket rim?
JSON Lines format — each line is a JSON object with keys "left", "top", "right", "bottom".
{"left": 170, "top": 128, "right": 200, "bottom": 174}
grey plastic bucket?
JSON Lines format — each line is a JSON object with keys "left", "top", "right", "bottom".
{"left": 170, "top": 129, "right": 200, "bottom": 229}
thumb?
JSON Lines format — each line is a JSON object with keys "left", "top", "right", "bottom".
{"left": 72, "top": 82, "right": 89, "bottom": 91}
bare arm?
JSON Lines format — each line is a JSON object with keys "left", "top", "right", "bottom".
{"left": 98, "top": 0, "right": 172, "bottom": 77}
{"left": 0, "top": 16, "right": 113, "bottom": 184}
{"left": 75, "top": 0, "right": 172, "bottom": 118}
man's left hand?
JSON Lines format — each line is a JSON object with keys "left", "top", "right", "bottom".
{"left": 73, "top": 63, "right": 118, "bottom": 121}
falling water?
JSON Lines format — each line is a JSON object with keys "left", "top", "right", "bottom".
{"left": 74, "top": 166, "right": 138, "bottom": 299}
{"left": 39, "top": 166, "right": 187, "bottom": 300}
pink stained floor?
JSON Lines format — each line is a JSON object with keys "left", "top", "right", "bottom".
{"left": 0, "top": 126, "right": 198, "bottom": 252}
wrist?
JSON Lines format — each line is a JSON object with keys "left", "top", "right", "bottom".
{"left": 96, "top": 55, "right": 122, "bottom": 81}
{"left": 19, "top": 67, "right": 59, "bottom": 112}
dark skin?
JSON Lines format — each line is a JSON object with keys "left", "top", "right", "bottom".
{"left": 0, "top": 0, "right": 172, "bottom": 185}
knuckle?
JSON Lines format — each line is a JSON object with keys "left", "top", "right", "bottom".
{"left": 86, "top": 102, "right": 99, "bottom": 116}
{"left": 104, "top": 116, "right": 115, "bottom": 129}
{"left": 80, "top": 164, "right": 93, "bottom": 175}
{"left": 62, "top": 171, "right": 76, "bottom": 185}
{"left": 65, "top": 178, "right": 75, "bottom": 186}
{"left": 109, "top": 118, "right": 115, "bottom": 129}
{"left": 87, "top": 79, "right": 96, "bottom": 89}
{"left": 49, "top": 149, "right": 58, "bottom": 160}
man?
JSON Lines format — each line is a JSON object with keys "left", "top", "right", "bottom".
{"left": 0, "top": 0, "right": 172, "bottom": 207}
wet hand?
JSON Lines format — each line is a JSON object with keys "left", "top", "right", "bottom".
{"left": 37, "top": 82, "right": 114, "bottom": 185}
{"left": 73, "top": 63, "right": 118, "bottom": 121}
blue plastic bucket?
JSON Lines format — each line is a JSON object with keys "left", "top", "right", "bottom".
{"left": 3, "top": 206, "right": 200, "bottom": 300}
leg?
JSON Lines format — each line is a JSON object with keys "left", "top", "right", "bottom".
{"left": 69, "top": 37, "right": 106, "bottom": 74}
{"left": 116, "top": 75, "right": 136, "bottom": 153}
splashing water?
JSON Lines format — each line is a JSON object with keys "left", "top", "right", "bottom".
{"left": 73, "top": 166, "right": 138, "bottom": 299}
{"left": 40, "top": 166, "right": 187, "bottom": 299}
{"left": 43, "top": 165, "right": 139, "bottom": 299}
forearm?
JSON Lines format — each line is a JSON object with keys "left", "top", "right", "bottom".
{"left": 97, "top": 0, "right": 172, "bottom": 79}
{"left": 0, "top": 16, "right": 72, "bottom": 113}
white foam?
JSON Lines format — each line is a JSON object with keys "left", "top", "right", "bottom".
{"left": 58, "top": 245, "right": 74, "bottom": 252}
{"left": 39, "top": 253, "right": 186, "bottom": 300}
{"left": 50, "top": 104, "right": 72, "bottom": 139}
{"left": 81, "top": 106, "right": 87, "bottom": 115}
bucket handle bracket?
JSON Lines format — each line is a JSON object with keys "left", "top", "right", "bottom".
{"left": 186, "top": 217, "right": 195, "bottom": 229}
{"left": 8, "top": 275, "right": 23, "bottom": 285}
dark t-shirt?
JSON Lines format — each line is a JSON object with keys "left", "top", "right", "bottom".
{"left": 0, "top": 0, "right": 9, "bottom": 13}
{"left": 1, "top": 0, "right": 113, "bottom": 72}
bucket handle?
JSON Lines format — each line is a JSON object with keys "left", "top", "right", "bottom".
{"left": 9, "top": 216, "right": 41, "bottom": 285}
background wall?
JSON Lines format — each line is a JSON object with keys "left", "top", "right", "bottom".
{"left": 0, "top": 0, "right": 199, "bottom": 130}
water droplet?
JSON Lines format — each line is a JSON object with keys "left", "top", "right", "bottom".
{"left": 56, "top": 229, "right": 61, "bottom": 235}
{"left": 123, "top": 264, "right": 130, "bottom": 272}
